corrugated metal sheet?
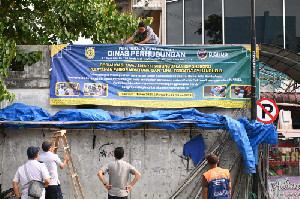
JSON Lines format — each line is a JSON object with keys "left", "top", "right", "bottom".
{"left": 260, "top": 44, "right": 300, "bottom": 84}
{"left": 260, "top": 92, "right": 300, "bottom": 104}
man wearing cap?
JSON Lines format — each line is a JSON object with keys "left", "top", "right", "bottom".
{"left": 122, "top": 22, "right": 160, "bottom": 45}
{"left": 13, "top": 146, "right": 51, "bottom": 199}
{"left": 202, "top": 154, "right": 231, "bottom": 199}
{"left": 38, "top": 141, "right": 69, "bottom": 199}
{"left": 97, "top": 147, "right": 141, "bottom": 199}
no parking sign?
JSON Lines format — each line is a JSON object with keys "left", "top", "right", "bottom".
{"left": 257, "top": 98, "right": 279, "bottom": 124}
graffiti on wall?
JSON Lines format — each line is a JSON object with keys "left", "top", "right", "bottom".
{"left": 171, "top": 149, "right": 191, "bottom": 170}
{"left": 98, "top": 142, "right": 114, "bottom": 161}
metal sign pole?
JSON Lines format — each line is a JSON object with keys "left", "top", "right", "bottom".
{"left": 251, "top": 0, "right": 257, "bottom": 121}
{"left": 250, "top": 0, "right": 257, "bottom": 198}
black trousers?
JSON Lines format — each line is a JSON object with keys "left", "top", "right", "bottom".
{"left": 108, "top": 194, "right": 128, "bottom": 199}
{"left": 45, "top": 184, "right": 63, "bottom": 199}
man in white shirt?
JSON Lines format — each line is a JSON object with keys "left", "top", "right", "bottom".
{"left": 57, "top": 87, "right": 65, "bottom": 96}
{"left": 13, "top": 146, "right": 51, "bottom": 199}
{"left": 38, "top": 141, "right": 69, "bottom": 199}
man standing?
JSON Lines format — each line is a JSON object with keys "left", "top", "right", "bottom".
{"left": 13, "top": 146, "right": 51, "bottom": 199}
{"left": 97, "top": 147, "right": 141, "bottom": 199}
{"left": 123, "top": 22, "right": 160, "bottom": 45}
{"left": 202, "top": 154, "right": 231, "bottom": 199}
{"left": 38, "top": 141, "right": 69, "bottom": 199}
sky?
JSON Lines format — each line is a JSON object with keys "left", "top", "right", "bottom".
{"left": 72, "top": 37, "right": 93, "bottom": 44}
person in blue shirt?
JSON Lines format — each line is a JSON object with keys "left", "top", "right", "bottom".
{"left": 211, "top": 86, "right": 226, "bottom": 97}
{"left": 70, "top": 84, "right": 78, "bottom": 95}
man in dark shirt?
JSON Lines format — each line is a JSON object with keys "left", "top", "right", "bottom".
{"left": 122, "top": 22, "right": 160, "bottom": 45}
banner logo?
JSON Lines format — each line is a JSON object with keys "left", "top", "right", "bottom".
{"left": 197, "top": 49, "right": 208, "bottom": 60}
{"left": 209, "top": 51, "right": 228, "bottom": 58}
{"left": 85, "top": 47, "right": 95, "bottom": 59}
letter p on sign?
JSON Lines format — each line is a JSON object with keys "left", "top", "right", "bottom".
{"left": 257, "top": 98, "right": 279, "bottom": 124}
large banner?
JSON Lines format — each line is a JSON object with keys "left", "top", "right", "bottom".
{"left": 50, "top": 44, "right": 258, "bottom": 108}
{"left": 268, "top": 176, "right": 300, "bottom": 198}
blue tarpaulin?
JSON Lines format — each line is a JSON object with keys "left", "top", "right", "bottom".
{"left": 0, "top": 103, "right": 278, "bottom": 173}
{"left": 183, "top": 134, "right": 206, "bottom": 166}
{"left": 0, "top": 103, "right": 52, "bottom": 129}
{"left": 238, "top": 118, "right": 278, "bottom": 164}
{"left": 52, "top": 109, "right": 118, "bottom": 129}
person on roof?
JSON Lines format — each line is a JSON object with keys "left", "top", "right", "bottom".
{"left": 122, "top": 22, "right": 160, "bottom": 45}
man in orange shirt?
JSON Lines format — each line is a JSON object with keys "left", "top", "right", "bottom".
{"left": 202, "top": 154, "right": 231, "bottom": 199}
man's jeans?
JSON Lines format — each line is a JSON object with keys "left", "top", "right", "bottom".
{"left": 45, "top": 184, "right": 63, "bottom": 199}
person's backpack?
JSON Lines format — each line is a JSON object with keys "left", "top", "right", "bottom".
{"left": 24, "top": 164, "right": 44, "bottom": 198}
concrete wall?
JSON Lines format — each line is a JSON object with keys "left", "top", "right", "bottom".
{"left": 0, "top": 45, "right": 250, "bottom": 198}
{"left": 0, "top": 128, "right": 247, "bottom": 199}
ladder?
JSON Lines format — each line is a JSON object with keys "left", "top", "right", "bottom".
{"left": 52, "top": 130, "right": 85, "bottom": 199}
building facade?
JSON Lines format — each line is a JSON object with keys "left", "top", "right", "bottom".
{"left": 123, "top": 0, "right": 300, "bottom": 52}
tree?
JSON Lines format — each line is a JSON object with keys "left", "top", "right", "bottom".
{"left": 195, "top": 14, "right": 222, "bottom": 44}
{"left": 0, "top": 0, "right": 152, "bottom": 103}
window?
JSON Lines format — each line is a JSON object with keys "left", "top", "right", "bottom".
{"left": 166, "top": 0, "right": 183, "bottom": 44}
{"left": 204, "top": 0, "right": 222, "bottom": 44}
{"left": 184, "top": 0, "right": 202, "bottom": 44}
{"left": 286, "top": 0, "right": 300, "bottom": 52}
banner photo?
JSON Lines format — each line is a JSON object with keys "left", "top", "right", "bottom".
{"left": 268, "top": 176, "right": 300, "bottom": 198}
{"left": 50, "top": 44, "right": 258, "bottom": 108}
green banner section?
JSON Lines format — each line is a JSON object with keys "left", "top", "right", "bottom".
{"left": 50, "top": 45, "right": 257, "bottom": 108}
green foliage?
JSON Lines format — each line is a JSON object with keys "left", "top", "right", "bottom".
{"left": 11, "top": 50, "right": 43, "bottom": 71}
{"left": 0, "top": 23, "right": 16, "bottom": 103}
{"left": 0, "top": 0, "right": 152, "bottom": 103}
{"left": 248, "top": 192, "right": 257, "bottom": 199}
{"left": 195, "top": 14, "right": 222, "bottom": 44}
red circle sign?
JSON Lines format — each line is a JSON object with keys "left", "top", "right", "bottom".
{"left": 257, "top": 98, "right": 279, "bottom": 124}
